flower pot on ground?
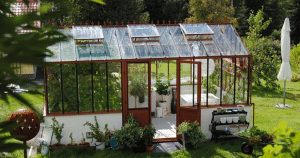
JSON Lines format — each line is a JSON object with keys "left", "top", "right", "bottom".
{"left": 83, "top": 116, "right": 110, "bottom": 150}
{"left": 142, "top": 124, "right": 156, "bottom": 152}
{"left": 67, "top": 133, "right": 78, "bottom": 147}
{"left": 51, "top": 143, "right": 65, "bottom": 152}
{"left": 50, "top": 117, "right": 65, "bottom": 152}
{"left": 79, "top": 132, "right": 90, "bottom": 147}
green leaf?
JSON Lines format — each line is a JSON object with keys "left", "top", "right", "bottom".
{"left": 89, "top": 0, "right": 106, "bottom": 5}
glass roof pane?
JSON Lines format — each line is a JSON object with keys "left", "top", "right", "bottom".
{"left": 201, "top": 40, "right": 221, "bottom": 56}
{"left": 211, "top": 25, "right": 235, "bottom": 56}
{"left": 127, "top": 25, "right": 160, "bottom": 38}
{"left": 116, "top": 27, "right": 136, "bottom": 59}
{"left": 156, "top": 26, "right": 167, "bottom": 35}
{"left": 223, "top": 25, "right": 249, "bottom": 55}
{"left": 189, "top": 41, "right": 207, "bottom": 56}
{"left": 147, "top": 42, "right": 164, "bottom": 58}
{"left": 59, "top": 29, "right": 76, "bottom": 61}
{"left": 180, "top": 23, "right": 214, "bottom": 35}
{"left": 106, "top": 45, "right": 121, "bottom": 59}
{"left": 72, "top": 26, "right": 103, "bottom": 39}
{"left": 76, "top": 44, "right": 91, "bottom": 61}
{"left": 134, "top": 43, "right": 149, "bottom": 58}
{"left": 160, "top": 27, "right": 179, "bottom": 57}
{"left": 91, "top": 44, "right": 106, "bottom": 60}
{"left": 168, "top": 26, "right": 192, "bottom": 57}
{"left": 46, "top": 42, "right": 60, "bottom": 62}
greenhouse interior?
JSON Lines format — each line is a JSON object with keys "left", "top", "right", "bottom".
{"left": 43, "top": 22, "right": 253, "bottom": 141}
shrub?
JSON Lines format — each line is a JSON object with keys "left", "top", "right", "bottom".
{"left": 114, "top": 114, "right": 142, "bottom": 149}
{"left": 83, "top": 116, "right": 108, "bottom": 142}
{"left": 176, "top": 121, "right": 206, "bottom": 149}
{"left": 290, "top": 43, "right": 300, "bottom": 80}
{"left": 51, "top": 117, "right": 64, "bottom": 144}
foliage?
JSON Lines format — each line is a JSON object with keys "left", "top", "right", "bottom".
{"left": 51, "top": 117, "right": 65, "bottom": 144}
{"left": 155, "top": 78, "right": 170, "bottom": 101}
{"left": 260, "top": 121, "right": 300, "bottom": 158}
{"left": 187, "top": 0, "right": 237, "bottom": 26}
{"left": 141, "top": 124, "right": 156, "bottom": 146}
{"left": 239, "top": 126, "right": 276, "bottom": 144}
{"left": 114, "top": 114, "right": 143, "bottom": 149}
{"left": 129, "top": 74, "right": 147, "bottom": 106}
{"left": 0, "top": 119, "right": 27, "bottom": 152}
{"left": 243, "top": 9, "right": 280, "bottom": 89}
{"left": 69, "top": 133, "right": 76, "bottom": 145}
{"left": 81, "top": 132, "right": 86, "bottom": 144}
{"left": 52, "top": 0, "right": 149, "bottom": 24}
{"left": 83, "top": 116, "right": 108, "bottom": 142}
{"left": 290, "top": 43, "right": 300, "bottom": 80}
{"left": 176, "top": 121, "right": 205, "bottom": 149}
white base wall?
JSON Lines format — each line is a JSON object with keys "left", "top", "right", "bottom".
{"left": 44, "top": 113, "right": 122, "bottom": 146}
{"left": 201, "top": 106, "right": 252, "bottom": 139}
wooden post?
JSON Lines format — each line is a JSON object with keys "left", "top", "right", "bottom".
{"left": 24, "top": 141, "right": 27, "bottom": 158}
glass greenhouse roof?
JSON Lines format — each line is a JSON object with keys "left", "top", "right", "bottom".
{"left": 180, "top": 23, "right": 214, "bottom": 35}
{"left": 127, "top": 25, "right": 160, "bottom": 38}
{"left": 45, "top": 23, "right": 249, "bottom": 62}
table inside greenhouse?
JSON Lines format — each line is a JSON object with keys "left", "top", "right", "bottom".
{"left": 180, "top": 93, "right": 220, "bottom": 106}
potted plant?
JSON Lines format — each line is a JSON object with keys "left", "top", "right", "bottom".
{"left": 79, "top": 132, "right": 90, "bottom": 147}
{"left": 67, "top": 133, "right": 78, "bottom": 147}
{"left": 176, "top": 121, "right": 205, "bottom": 149}
{"left": 83, "top": 116, "right": 108, "bottom": 150}
{"left": 142, "top": 124, "right": 156, "bottom": 152}
{"left": 114, "top": 114, "right": 145, "bottom": 153}
{"left": 50, "top": 117, "right": 65, "bottom": 152}
{"left": 129, "top": 76, "right": 147, "bottom": 107}
{"left": 155, "top": 78, "right": 170, "bottom": 108}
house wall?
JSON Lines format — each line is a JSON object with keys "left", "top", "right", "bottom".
{"left": 44, "top": 113, "right": 122, "bottom": 146}
{"left": 201, "top": 106, "right": 252, "bottom": 139}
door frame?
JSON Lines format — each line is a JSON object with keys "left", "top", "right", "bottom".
{"left": 122, "top": 61, "right": 152, "bottom": 127}
{"left": 176, "top": 60, "right": 202, "bottom": 139}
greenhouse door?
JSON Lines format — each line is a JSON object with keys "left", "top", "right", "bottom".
{"left": 176, "top": 60, "right": 201, "bottom": 134}
{"left": 122, "top": 61, "right": 151, "bottom": 127}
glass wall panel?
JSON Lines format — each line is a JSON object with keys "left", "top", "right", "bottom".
{"left": 62, "top": 64, "right": 77, "bottom": 112}
{"left": 157, "top": 60, "right": 168, "bottom": 81}
{"left": 222, "top": 58, "right": 234, "bottom": 104}
{"left": 60, "top": 29, "right": 75, "bottom": 61}
{"left": 169, "top": 60, "right": 177, "bottom": 85}
{"left": 207, "top": 58, "right": 221, "bottom": 105}
{"left": 108, "top": 62, "right": 122, "bottom": 110}
{"left": 180, "top": 62, "right": 198, "bottom": 107}
{"left": 78, "top": 63, "right": 92, "bottom": 112}
{"left": 93, "top": 63, "right": 107, "bottom": 111}
{"left": 128, "top": 63, "right": 149, "bottom": 109}
{"left": 235, "top": 57, "right": 248, "bottom": 104}
{"left": 47, "top": 64, "right": 62, "bottom": 113}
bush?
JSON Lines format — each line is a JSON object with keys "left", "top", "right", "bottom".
{"left": 290, "top": 43, "right": 300, "bottom": 80}
{"left": 51, "top": 117, "right": 64, "bottom": 144}
{"left": 176, "top": 121, "right": 206, "bottom": 149}
{"left": 114, "top": 114, "right": 142, "bottom": 149}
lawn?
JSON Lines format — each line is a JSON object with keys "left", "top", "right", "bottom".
{"left": 1, "top": 80, "right": 300, "bottom": 157}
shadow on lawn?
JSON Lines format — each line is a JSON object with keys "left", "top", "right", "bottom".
{"left": 252, "top": 85, "right": 298, "bottom": 100}
{"left": 172, "top": 138, "right": 259, "bottom": 158}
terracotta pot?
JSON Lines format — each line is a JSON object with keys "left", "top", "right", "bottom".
{"left": 51, "top": 144, "right": 65, "bottom": 152}
{"left": 146, "top": 145, "right": 154, "bottom": 152}
{"left": 66, "top": 143, "right": 78, "bottom": 148}
{"left": 79, "top": 142, "right": 90, "bottom": 147}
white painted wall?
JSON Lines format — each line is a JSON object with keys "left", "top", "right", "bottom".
{"left": 201, "top": 106, "right": 252, "bottom": 139}
{"left": 44, "top": 113, "right": 122, "bottom": 146}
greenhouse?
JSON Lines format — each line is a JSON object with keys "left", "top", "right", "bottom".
{"left": 43, "top": 21, "right": 253, "bottom": 144}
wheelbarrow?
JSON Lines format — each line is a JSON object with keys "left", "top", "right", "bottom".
{"left": 233, "top": 135, "right": 274, "bottom": 155}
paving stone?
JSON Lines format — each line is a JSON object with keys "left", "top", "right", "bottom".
{"left": 153, "top": 142, "right": 183, "bottom": 153}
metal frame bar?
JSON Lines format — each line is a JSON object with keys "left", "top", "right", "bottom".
{"left": 220, "top": 59, "right": 223, "bottom": 106}
{"left": 44, "top": 66, "right": 48, "bottom": 114}
{"left": 106, "top": 62, "right": 109, "bottom": 112}
{"left": 91, "top": 63, "right": 94, "bottom": 112}
{"left": 76, "top": 63, "right": 79, "bottom": 113}
{"left": 233, "top": 57, "right": 237, "bottom": 105}
{"left": 60, "top": 64, "right": 64, "bottom": 114}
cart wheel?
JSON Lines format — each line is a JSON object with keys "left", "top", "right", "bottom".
{"left": 241, "top": 142, "right": 253, "bottom": 154}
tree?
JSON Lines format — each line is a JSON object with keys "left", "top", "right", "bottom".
{"left": 53, "top": 0, "right": 149, "bottom": 24}
{"left": 290, "top": 0, "right": 300, "bottom": 44}
{"left": 0, "top": 0, "right": 104, "bottom": 154}
{"left": 233, "top": 0, "right": 248, "bottom": 36}
{"left": 187, "top": 0, "right": 237, "bottom": 25}
{"left": 243, "top": 9, "right": 281, "bottom": 89}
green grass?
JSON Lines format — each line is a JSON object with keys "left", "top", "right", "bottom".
{"left": 2, "top": 80, "right": 300, "bottom": 157}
